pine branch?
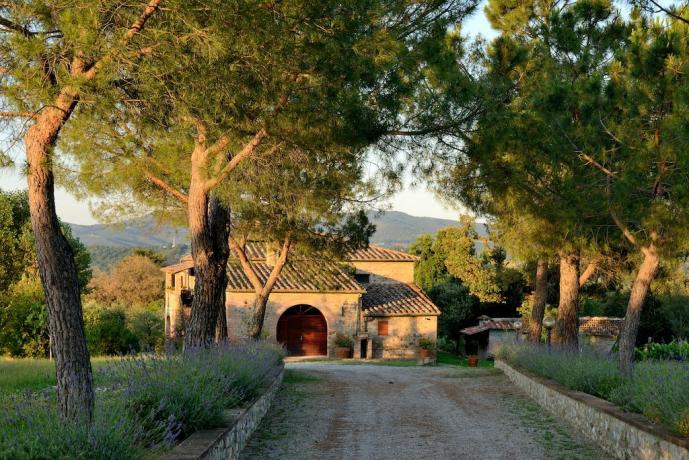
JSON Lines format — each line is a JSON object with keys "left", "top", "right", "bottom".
{"left": 0, "top": 16, "right": 33, "bottom": 37}
{"left": 0, "top": 111, "right": 35, "bottom": 118}
{"left": 144, "top": 171, "right": 188, "bottom": 204}
{"left": 647, "top": 0, "right": 689, "bottom": 25}
{"left": 205, "top": 128, "right": 268, "bottom": 190}
{"left": 83, "top": 0, "right": 162, "bottom": 81}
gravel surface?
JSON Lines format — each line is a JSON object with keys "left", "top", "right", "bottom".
{"left": 241, "top": 363, "right": 605, "bottom": 460}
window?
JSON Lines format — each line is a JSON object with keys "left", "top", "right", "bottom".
{"left": 354, "top": 273, "right": 370, "bottom": 284}
{"left": 170, "top": 274, "right": 175, "bottom": 288}
{"left": 378, "top": 320, "right": 389, "bottom": 336}
{"left": 188, "top": 267, "right": 195, "bottom": 277}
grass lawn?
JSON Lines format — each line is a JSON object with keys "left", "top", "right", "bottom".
{"left": 0, "top": 356, "right": 113, "bottom": 394}
{"left": 437, "top": 351, "right": 495, "bottom": 368}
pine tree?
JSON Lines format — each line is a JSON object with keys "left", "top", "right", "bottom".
{"left": 0, "top": 0, "right": 165, "bottom": 421}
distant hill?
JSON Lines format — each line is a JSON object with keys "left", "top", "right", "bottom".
{"left": 367, "top": 211, "right": 487, "bottom": 249}
{"left": 68, "top": 211, "right": 487, "bottom": 269}
{"left": 69, "top": 216, "right": 188, "bottom": 248}
{"left": 68, "top": 211, "right": 472, "bottom": 250}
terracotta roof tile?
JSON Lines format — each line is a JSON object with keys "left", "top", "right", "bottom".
{"left": 460, "top": 319, "right": 519, "bottom": 335}
{"left": 460, "top": 316, "right": 624, "bottom": 336}
{"left": 226, "top": 260, "right": 364, "bottom": 293}
{"left": 347, "top": 245, "right": 419, "bottom": 262}
{"left": 160, "top": 260, "right": 194, "bottom": 274}
{"left": 362, "top": 283, "right": 440, "bottom": 317}
{"left": 579, "top": 317, "right": 623, "bottom": 337}
{"left": 232, "top": 242, "right": 419, "bottom": 262}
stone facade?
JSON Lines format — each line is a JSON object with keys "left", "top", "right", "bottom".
{"left": 496, "top": 360, "right": 689, "bottom": 460}
{"left": 162, "top": 244, "right": 441, "bottom": 359}
{"left": 350, "top": 260, "right": 415, "bottom": 284}
{"left": 164, "top": 368, "right": 284, "bottom": 460}
{"left": 225, "top": 291, "right": 362, "bottom": 357}
{"left": 366, "top": 315, "right": 438, "bottom": 359}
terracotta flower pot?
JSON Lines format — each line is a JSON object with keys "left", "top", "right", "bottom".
{"left": 335, "top": 347, "right": 351, "bottom": 359}
{"left": 467, "top": 355, "right": 479, "bottom": 368}
{"left": 419, "top": 348, "right": 432, "bottom": 359}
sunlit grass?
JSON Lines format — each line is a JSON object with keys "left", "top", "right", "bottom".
{"left": 0, "top": 356, "right": 115, "bottom": 394}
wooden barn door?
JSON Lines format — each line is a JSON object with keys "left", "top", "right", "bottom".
{"left": 277, "top": 305, "right": 327, "bottom": 356}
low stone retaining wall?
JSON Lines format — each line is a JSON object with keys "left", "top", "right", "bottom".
{"left": 496, "top": 360, "right": 689, "bottom": 460}
{"left": 164, "top": 367, "right": 284, "bottom": 460}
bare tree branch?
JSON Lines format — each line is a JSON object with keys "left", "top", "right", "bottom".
{"left": 229, "top": 236, "right": 264, "bottom": 293}
{"left": 580, "top": 152, "right": 617, "bottom": 177}
{"left": 610, "top": 208, "right": 637, "bottom": 247}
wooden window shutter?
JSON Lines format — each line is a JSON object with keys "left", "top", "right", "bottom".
{"left": 378, "top": 320, "right": 389, "bottom": 336}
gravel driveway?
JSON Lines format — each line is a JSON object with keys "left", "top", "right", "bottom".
{"left": 241, "top": 363, "right": 604, "bottom": 460}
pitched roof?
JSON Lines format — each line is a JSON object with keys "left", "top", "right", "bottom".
{"left": 362, "top": 283, "right": 440, "bottom": 317}
{"left": 232, "top": 241, "right": 419, "bottom": 262}
{"left": 347, "top": 245, "right": 419, "bottom": 262}
{"left": 226, "top": 260, "right": 364, "bottom": 293}
{"left": 460, "top": 316, "right": 624, "bottom": 336}
{"left": 160, "top": 260, "right": 194, "bottom": 274}
{"left": 460, "top": 319, "right": 519, "bottom": 335}
{"left": 579, "top": 316, "right": 623, "bottom": 337}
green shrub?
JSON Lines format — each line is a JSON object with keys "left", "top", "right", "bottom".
{"left": 635, "top": 340, "right": 689, "bottom": 362}
{"left": 333, "top": 333, "right": 353, "bottom": 348}
{"left": 128, "top": 308, "right": 165, "bottom": 352}
{"left": 418, "top": 337, "right": 436, "bottom": 351}
{"left": 84, "top": 305, "right": 138, "bottom": 355}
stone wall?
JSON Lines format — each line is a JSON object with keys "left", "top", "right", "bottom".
{"left": 367, "top": 316, "right": 437, "bottom": 359}
{"left": 496, "top": 360, "right": 689, "bottom": 460}
{"left": 164, "top": 368, "right": 284, "bottom": 460}
{"left": 349, "top": 260, "right": 415, "bottom": 283}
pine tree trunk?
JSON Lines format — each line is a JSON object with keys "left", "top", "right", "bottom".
{"left": 618, "top": 245, "right": 659, "bottom": 373}
{"left": 184, "top": 185, "right": 231, "bottom": 349}
{"left": 248, "top": 293, "right": 269, "bottom": 339}
{"left": 528, "top": 258, "right": 548, "bottom": 342}
{"left": 552, "top": 252, "right": 579, "bottom": 348}
{"left": 215, "top": 287, "right": 228, "bottom": 342}
{"left": 24, "top": 100, "right": 94, "bottom": 422}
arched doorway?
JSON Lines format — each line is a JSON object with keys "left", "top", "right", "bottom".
{"left": 277, "top": 305, "right": 327, "bottom": 356}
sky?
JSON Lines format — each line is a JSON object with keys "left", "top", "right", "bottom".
{"left": 0, "top": 7, "right": 497, "bottom": 226}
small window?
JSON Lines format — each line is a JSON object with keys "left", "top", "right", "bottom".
{"left": 378, "top": 320, "right": 389, "bottom": 336}
{"left": 354, "top": 273, "right": 370, "bottom": 284}
{"left": 170, "top": 274, "right": 176, "bottom": 288}
{"left": 188, "top": 267, "right": 195, "bottom": 277}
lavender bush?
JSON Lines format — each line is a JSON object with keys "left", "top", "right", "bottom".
{"left": 0, "top": 340, "right": 285, "bottom": 459}
{"left": 497, "top": 343, "right": 689, "bottom": 436}
{"left": 610, "top": 361, "right": 689, "bottom": 436}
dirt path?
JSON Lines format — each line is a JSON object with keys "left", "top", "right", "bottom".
{"left": 241, "top": 363, "right": 605, "bottom": 460}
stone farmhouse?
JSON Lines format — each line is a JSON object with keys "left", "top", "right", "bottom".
{"left": 162, "top": 243, "right": 440, "bottom": 359}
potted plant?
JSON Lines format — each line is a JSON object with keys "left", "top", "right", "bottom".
{"left": 467, "top": 355, "right": 479, "bottom": 367}
{"left": 418, "top": 337, "right": 436, "bottom": 359}
{"left": 333, "top": 333, "right": 353, "bottom": 359}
